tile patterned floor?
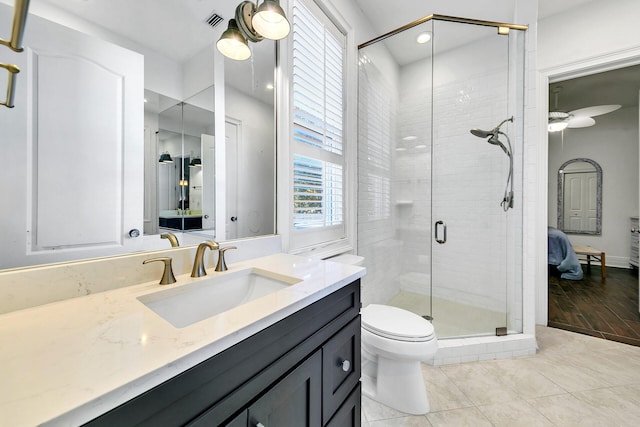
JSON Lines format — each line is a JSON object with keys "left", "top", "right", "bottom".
{"left": 361, "top": 325, "right": 640, "bottom": 426}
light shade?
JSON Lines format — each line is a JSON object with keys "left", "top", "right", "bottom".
{"left": 548, "top": 120, "right": 569, "bottom": 132}
{"left": 252, "top": 0, "right": 290, "bottom": 40}
{"left": 217, "top": 19, "right": 251, "bottom": 60}
{"left": 159, "top": 152, "right": 173, "bottom": 163}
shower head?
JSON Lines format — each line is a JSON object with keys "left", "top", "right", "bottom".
{"left": 470, "top": 116, "right": 514, "bottom": 156}
{"left": 470, "top": 128, "right": 508, "bottom": 155}
{"left": 470, "top": 128, "right": 493, "bottom": 139}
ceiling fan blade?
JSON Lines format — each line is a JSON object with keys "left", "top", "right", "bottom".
{"left": 569, "top": 104, "right": 621, "bottom": 118}
{"left": 568, "top": 116, "right": 596, "bottom": 128}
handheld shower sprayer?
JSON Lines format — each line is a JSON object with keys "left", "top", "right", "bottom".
{"left": 470, "top": 116, "right": 513, "bottom": 155}
{"left": 469, "top": 116, "right": 515, "bottom": 211}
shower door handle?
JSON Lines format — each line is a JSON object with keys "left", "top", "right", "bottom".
{"left": 435, "top": 220, "right": 447, "bottom": 244}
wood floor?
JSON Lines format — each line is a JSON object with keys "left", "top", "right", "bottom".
{"left": 548, "top": 265, "right": 640, "bottom": 346}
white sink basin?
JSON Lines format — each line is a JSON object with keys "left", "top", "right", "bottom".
{"left": 138, "top": 268, "right": 302, "bottom": 328}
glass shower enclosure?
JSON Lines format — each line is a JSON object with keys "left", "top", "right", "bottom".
{"left": 357, "top": 16, "right": 526, "bottom": 339}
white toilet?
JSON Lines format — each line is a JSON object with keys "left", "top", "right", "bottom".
{"left": 360, "top": 304, "right": 438, "bottom": 415}
{"left": 327, "top": 254, "right": 438, "bottom": 414}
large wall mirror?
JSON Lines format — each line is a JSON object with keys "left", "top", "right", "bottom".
{"left": 0, "top": 0, "right": 276, "bottom": 270}
{"left": 557, "top": 158, "right": 602, "bottom": 235}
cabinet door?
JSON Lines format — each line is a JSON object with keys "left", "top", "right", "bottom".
{"left": 226, "top": 410, "right": 247, "bottom": 427}
{"left": 322, "top": 316, "right": 361, "bottom": 423}
{"left": 325, "top": 383, "right": 361, "bottom": 427}
{"left": 248, "top": 351, "right": 322, "bottom": 427}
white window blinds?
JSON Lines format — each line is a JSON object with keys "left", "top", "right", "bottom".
{"left": 291, "top": 0, "right": 346, "bottom": 249}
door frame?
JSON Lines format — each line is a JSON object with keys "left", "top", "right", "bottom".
{"left": 536, "top": 49, "right": 640, "bottom": 325}
{"left": 224, "top": 118, "right": 241, "bottom": 240}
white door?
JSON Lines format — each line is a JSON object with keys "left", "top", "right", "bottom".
{"left": 563, "top": 172, "right": 597, "bottom": 232}
{"left": 225, "top": 121, "right": 239, "bottom": 240}
{"left": 201, "top": 134, "right": 215, "bottom": 231}
{"left": 0, "top": 4, "right": 143, "bottom": 268}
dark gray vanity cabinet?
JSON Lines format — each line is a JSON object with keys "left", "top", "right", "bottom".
{"left": 228, "top": 351, "right": 323, "bottom": 427}
{"left": 84, "top": 279, "right": 361, "bottom": 427}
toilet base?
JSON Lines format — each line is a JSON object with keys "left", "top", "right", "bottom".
{"left": 362, "top": 354, "right": 430, "bottom": 415}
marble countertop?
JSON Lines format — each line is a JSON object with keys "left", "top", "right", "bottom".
{"left": 0, "top": 253, "right": 365, "bottom": 426}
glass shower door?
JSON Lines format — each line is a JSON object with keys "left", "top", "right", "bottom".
{"left": 430, "top": 20, "right": 512, "bottom": 338}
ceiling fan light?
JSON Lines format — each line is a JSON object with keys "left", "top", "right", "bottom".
{"left": 252, "top": 0, "right": 290, "bottom": 40}
{"left": 548, "top": 120, "right": 569, "bottom": 132}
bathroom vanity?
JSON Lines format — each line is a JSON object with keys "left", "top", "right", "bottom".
{"left": 88, "top": 280, "right": 361, "bottom": 426}
{"left": 0, "top": 254, "right": 364, "bottom": 426}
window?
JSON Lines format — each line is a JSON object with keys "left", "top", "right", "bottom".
{"left": 290, "top": 0, "right": 347, "bottom": 251}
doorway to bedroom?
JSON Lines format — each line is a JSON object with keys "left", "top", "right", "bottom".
{"left": 547, "top": 65, "right": 640, "bottom": 346}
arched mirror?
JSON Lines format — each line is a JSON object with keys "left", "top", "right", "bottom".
{"left": 557, "top": 158, "right": 602, "bottom": 235}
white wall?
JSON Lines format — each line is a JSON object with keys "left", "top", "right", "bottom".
{"left": 357, "top": 40, "right": 401, "bottom": 307}
{"left": 538, "top": 0, "right": 640, "bottom": 72}
{"left": 537, "top": 0, "right": 640, "bottom": 323}
{"left": 548, "top": 107, "right": 639, "bottom": 267}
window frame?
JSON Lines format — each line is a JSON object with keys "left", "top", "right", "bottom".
{"left": 277, "top": 0, "right": 356, "bottom": 258}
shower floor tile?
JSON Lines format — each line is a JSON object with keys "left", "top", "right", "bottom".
{"left": 386, "top": 290, "right": 506, "bottom": 338}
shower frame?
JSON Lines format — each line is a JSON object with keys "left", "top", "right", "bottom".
{"left": 357, "top": 13, "right": 529, "bottom": 344}
{"left": 358, "top": 14, "right": 528, "bottom": 50}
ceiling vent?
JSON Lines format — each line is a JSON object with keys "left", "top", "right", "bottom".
{"left": 204, "top": 12, "right": 224, "bottom": 29}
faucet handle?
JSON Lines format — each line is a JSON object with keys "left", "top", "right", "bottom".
{"left": 215, "top": 246, "right": 237, "bottom": 272}
{"left": 143, "top": 257, "right": 177, "bottom": 285}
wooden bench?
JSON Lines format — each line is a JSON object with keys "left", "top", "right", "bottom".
{"left": 572, "top": 245, "right": 606, "bottom": 279}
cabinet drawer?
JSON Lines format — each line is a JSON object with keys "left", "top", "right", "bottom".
{"left": 325, "top": 383, "right": 361, "bottom": 427}
{"left": 322, "top": 316, "right": 361, "bottom": 424}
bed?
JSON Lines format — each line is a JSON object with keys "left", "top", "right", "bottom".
{"left": 548, "top": 227, "right": 583, "bottom": 280}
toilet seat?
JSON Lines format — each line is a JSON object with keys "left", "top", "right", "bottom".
{"left": 362, "top": 304, "right": 435, "bottom": 342}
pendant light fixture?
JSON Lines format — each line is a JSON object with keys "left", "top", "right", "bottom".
{"left": 216, "top": 19, "right": 251, "bottom": 61}
{"left": 217, "top": 1, "right": 291, "bottom": 61}
{"left": 252, "top": 0, "right": 291, "bottom": 40}
{"left": 159, "top": 152, "right": 173, "bottom": 163}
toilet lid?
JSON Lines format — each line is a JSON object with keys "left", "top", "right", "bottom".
{"left": 361, "top": 304, "right": 435, "bottom": 341}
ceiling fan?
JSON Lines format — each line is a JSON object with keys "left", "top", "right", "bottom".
{"left": 548, "top": 86, "right": 621, "bottom": 132}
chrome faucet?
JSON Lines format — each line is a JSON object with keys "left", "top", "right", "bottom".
{"left": 160, "top": 232, "right": 179, "bottom": 247}
{"left": 191, "top": 240, "right": 219, "bottom": 277}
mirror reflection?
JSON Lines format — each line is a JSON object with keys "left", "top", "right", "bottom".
{"left": 557, "top": 158, "right": 602, "bottom": 235}
{"left": 0, "top": 0, "right": 277, "bottom": 270}
{"left": 147, "top": 87, "right": 216, "bottom": 235}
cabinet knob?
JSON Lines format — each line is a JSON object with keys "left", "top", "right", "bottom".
{"left": 340, "top": 359, "right": 351, "bottom": 372}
